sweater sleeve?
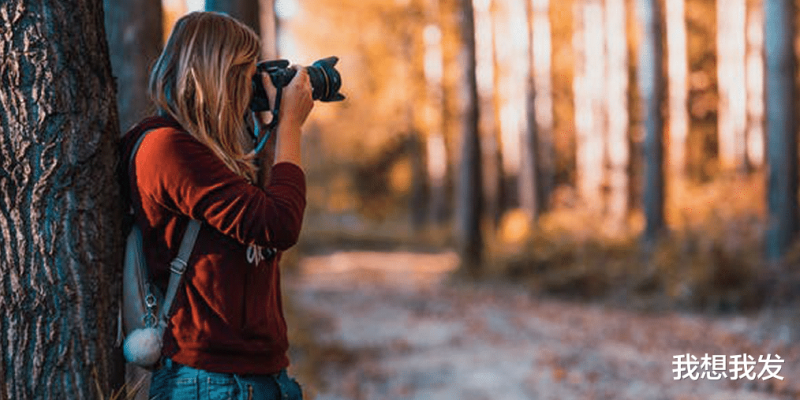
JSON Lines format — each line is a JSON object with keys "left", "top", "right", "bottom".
{"left": 135, "top": 129, "right": 306, "bottom": 250}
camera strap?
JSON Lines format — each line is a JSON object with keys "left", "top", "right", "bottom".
{"left": 253, "top": 85, "right": 284, "bottom": 154}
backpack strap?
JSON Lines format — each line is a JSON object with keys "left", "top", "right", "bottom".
{"left": 129, "top": 128, "right": 201, "bottom": 328}
{"left": 159, "top": 219, "right": 200, "bottom": 325}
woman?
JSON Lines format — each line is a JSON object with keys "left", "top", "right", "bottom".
{"left": 120, "top": 11, "right": 313, "bottom": 399}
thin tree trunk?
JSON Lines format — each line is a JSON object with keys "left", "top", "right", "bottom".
{"left": 574, "top": 0, "right": 607, "bottom": 211}
{"left": 435, "top": 0, "right": 464, "bottom": 225}
{"left": 764, "top": 0, "right": 798, "bottom": 260}
{"left": 717, "top": 0, "right": 748, "bottom": 172}
{"left": 407, "top": 13, "right": 429, "bottom": 231}
{"left": 745, "top": 0, "right": 765, "bottom": 169}
{"left": 474, "top": 0, "right": 505, "bottom": 227}
{"left": 408, "top": 128, "right": 429, "bottom": 230}
{"left": 491, "top": 1, "right": 515, "bottom": 210}
{"left": 627, "top": 0, "right": 644, "bottom": 212}
{"left": 638, "top": 0, "right": 666, "bottom": 242}
{"left": 104, "top": 0, "right": 162, "bottom": 133}
{"left": 439, "top": 0, "right": 465, "bottom": 225}
{"left": 604, "top": 0, "right": 630, "bottom": 231}
{"left": 0, "top": 0, "right": 124, "bottom": 398}
{"left": 666, "top": 0, "right": 689, "bottom": 176}
{"left": 550, "top": 0, "right": 577, "bottom": 198}
{"left": 454, "top": 0, "right": 483, "bottom": 272}
{"left": 491, "top": 0, "right": 528, "bottom": 214}
{"left": 521, "top": 0, "right": 541, "bottom": 222}
{"left": 531, "top": 0, "right": 554, "bottom": 216}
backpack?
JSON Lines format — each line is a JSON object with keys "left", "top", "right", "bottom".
{"left": 118, "top": 128, "right": 201, "bottom": 368}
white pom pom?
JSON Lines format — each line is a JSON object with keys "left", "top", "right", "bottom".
{"left": 123, "top": 327, "right": 163, "bottom": 367}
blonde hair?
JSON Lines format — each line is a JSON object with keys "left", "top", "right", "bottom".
{"left": 149, "top": 11, "right": 260, "bottom": 182}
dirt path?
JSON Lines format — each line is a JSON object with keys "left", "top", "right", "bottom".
{"left": 286, "top": 250, "right": 800, "bottom": 400}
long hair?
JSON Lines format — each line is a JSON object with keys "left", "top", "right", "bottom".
{"left": 149, "top": 11, "right": 260, "bottom": 182}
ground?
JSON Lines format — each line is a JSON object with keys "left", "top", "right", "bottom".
{"left": 285, "top": 250, "right": 800, "bottom": 400}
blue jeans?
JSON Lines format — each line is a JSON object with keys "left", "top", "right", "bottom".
{"left": 148, "top": 358, "right": 303, "bottom": 400}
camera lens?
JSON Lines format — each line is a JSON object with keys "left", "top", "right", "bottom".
{"left": 308, "top": 57, "right": 345, "bottom": 102}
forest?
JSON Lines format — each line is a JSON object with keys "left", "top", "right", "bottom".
{"left": 1, "top": 0, "right": 800, "bottom": 398}
{"left": 277, "top": 0, "right": 800, "bottom": 314}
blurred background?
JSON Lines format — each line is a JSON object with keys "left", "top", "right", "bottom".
{"left": 106, "top": 0, "right": 800, "bottom": 398}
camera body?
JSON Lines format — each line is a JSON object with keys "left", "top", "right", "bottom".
{"left": 250, "top": 56, "right": 345, "bottom": 113}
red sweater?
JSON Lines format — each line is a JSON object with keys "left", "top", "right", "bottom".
{"left": 120, "top": 116, "right": 306, "bottom": 374}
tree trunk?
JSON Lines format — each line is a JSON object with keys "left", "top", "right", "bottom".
{"left": 550, "top": 0, "right": 577, "bottom": 197}
{"left": 490, "top": 0, "right": 515, "bottom": 213}
{"left": 0, "top": 0, "right": 124, "bottom": 398}
{"left": 573, "top": 0, "right": 607, "bottom": 212}
{"left": 530, "top": 0, "right": 555, "bottom": 217}
{"left": 453, "top": 0, "right": 483, "bottom": 272}
{"left": 666, "top": 0, "right": 689, "bottom": 176}
{"left": 745, "top": 0, "right": 765, "bottom": 169}
{"left": 604, "top": 0, "right": 631, "bottom": 232}
{"left": 104, "top": 0, "right": 163, "bottom": 133}
{"left": 520, "top": 0, "right": 541, "bottom": 222}
{"left": 438, "top": 0, "right": 464, "bottom": 225}
{"left": 205, "top": 0, "right": 260, "bottom": 37}
{"left": 637, "top": 0, "right": 666, "bottom": 242}
{"left": 627, "top": 0, "right": 644, "bottom": 212}
{"left": 473, "top": 0, "right": 505, "bottom": 227}
{"left": 717, "top": 0, "right": 748, "bottom": 172}
{"left": 764, "top": 0, "right": 798, "bottom": 260}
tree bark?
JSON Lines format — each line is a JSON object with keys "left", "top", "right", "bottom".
{"left": 104, "top": 0, "right": 163, "bottom": 133}
{"left": 764, "top": 0, "right": 798, "bottom": 260}
{"left": 0, "top": 0, "right": 124, "bottom": 398}
{"left": 637, "top": 0, "right": 666, "bottom": 243}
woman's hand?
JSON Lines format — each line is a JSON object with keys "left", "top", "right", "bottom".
{"left": 253, "top": 66, "right": 314, "bottom": 129}
{"left": 271, "top": 66, "right": 313, "bottom": 168}
{"left": 278, "top": 66, "right": 314, "bottom": 130}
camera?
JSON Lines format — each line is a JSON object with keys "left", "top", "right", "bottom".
{"left": 250, "top": 56, "right": 345, "bottom": 113}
